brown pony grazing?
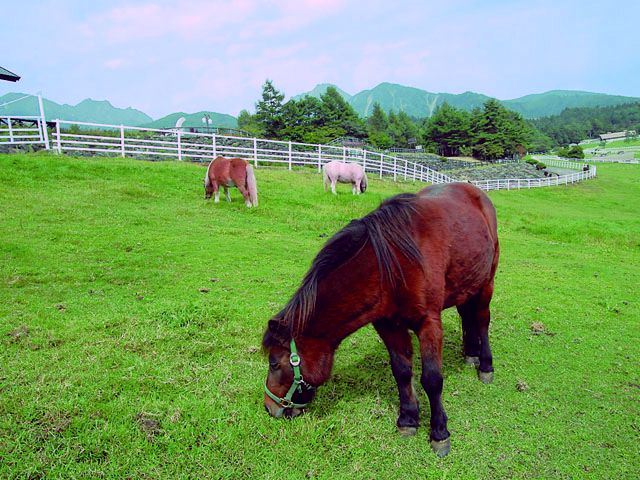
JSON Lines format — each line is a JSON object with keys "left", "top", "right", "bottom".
{"left": 204, "top": 156, "right": 258, "bottom": 207}
{"left": 262, "top": 182, "right": 499, "bottom": 457}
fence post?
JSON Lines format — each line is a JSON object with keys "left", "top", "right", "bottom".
{"left": 177, "top": 131, "right": 182, "bottom": 161}
{"left": 379, "top": 153, "right": 383, "bottom": 179}
{"left": 363, "top": 150, "right": 367, "bottom": 171}
{"left": 55, "top": 119, "right": 61, "bottom": 154}
{"left": 120, "top": 125, "right": 125, "bottom": 157}
{"left": 212, "top": 134, "right": 217, "bottom": 158}
{"left": 318, "top": 145, "right": 322, "bottom": 173}
{"left": 7, "top": 117, "right": 13, "bottom": 143}
{"left": 288, "top": 141, "right": 292, "bottom": 170}
{"left": 404, "top": 159, "right": 408, "bottom": 180}
{"left": 412, "top": 162, "right": 416, "bottom": 181}
{"left": 253, "top": 138, "right": 258, "bottom": 167}
{"left": 343, "top": 146, "right": 346, "bottom": 162}
{"left": 393, "top": 157, "right": 397, "bottom": 181}
{"left": 37, "top": 94, "right": 50, "bottom": 150}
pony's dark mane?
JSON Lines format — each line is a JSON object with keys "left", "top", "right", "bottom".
{"left": 262, "top": 193, "right": 423, "bottom": 348}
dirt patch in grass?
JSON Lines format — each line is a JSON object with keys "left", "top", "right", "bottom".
{"left": 7, "top": 325, "right": 29, "bottom": 342}
{"left": 135, "top": 412, "right": 162, "bottom": 441}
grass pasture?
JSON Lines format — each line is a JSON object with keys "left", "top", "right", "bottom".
{"left": 1, "top": 153, "right": 639, "bottom": 479}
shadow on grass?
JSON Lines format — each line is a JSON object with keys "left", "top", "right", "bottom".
{"left": 306, "top": 318, "right": 480, "bottom": 422}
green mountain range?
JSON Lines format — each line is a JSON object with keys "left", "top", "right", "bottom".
{"left": 142, "top": 111, "right": 237, "bottom": 130}
{"left": 0, "top": 93, "right": 152, "bottom": 125}
{"left": 2, "top": 85, "right": 638, "bottom": 130}
{"left": 293, "top": 83, "right": 640, "bottom": 119}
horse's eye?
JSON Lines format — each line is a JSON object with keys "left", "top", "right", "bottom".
{"left": 269, "top": 361, "right": 280, "bottom": 371}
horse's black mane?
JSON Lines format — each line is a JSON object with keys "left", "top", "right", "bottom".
{"left": 263, "top": 193, "right": 423, "bottom": 348}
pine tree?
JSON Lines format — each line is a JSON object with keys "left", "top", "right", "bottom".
{"left": 255, "top": 80, "right": 285, "bottom": 138}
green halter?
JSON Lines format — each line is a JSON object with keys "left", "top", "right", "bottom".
{"left": 264, "top": 339, "right": 314, "bottom": 415}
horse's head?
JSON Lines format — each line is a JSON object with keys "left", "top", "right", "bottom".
{"left": 262, "top": 320, "right": 316, "bottom": 418}
{"left": 360, "top": 172, "right": 368, "bottom": 193}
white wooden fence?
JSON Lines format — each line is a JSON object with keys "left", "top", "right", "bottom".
{"left": 0, "top": 116, "right": 601, "bottom": 191}
{"left": 0, "top": 115, "right": 49, "bottom": 147}
{"left": 471, "top": 167, "right": 596, "bottom": 191}
{"left": 50, "top": 119, "right": 454, "bottom": 184}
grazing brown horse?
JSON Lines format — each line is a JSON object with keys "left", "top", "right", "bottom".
{"left": 204, "top": 156, "right": 258, "bottom": 207}
{"left": 262, "top": 182, "right": 499, "bottom": 457}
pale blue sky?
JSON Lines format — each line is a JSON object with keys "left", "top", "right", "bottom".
{"left": 3, "top": 0, "right": 639, "bottom": 119}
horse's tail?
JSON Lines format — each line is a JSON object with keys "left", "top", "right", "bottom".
{"left": 246, "top": 164, "right": 259, "bottom": 207}
{"left": 361, "top": 170, "right": 368, "bottom": 193}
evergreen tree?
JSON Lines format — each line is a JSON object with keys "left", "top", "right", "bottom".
{"left": 367, "top": 103, "right": 392, "bottom": 148}
{"left": 422, "top": 103, "right": 471, "bottom": 156}
{"left": 237, "top": 109, "right": 263, "bottom": 136}
{"left": 255, "top": 79, "right": 285, "bottom": 138}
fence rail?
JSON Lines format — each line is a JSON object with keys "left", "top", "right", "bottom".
{"left": 471, "top": 167, "right": 596, "bottom": 191}
{"left": 0, "top": 116, "right": 48, "bottom": 146}
{"left": 50, "top": 119, "right": 454, "bottom": 184}
{"left": 0, "top": 115, "right": 601, "bottom": 191}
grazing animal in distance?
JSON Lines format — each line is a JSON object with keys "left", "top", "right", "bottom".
{"left": 262, "top": 182, "right": 500, "bottom": 458}
{"left": 204, "top": 156, "right": 258, "bottom": 207}
{"left": 323, "top": 160, "right": 368, "bottom": 195}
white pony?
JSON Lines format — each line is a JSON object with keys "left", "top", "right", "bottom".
{"left": 323, "top": 161, "right": 368, "bottom": 195}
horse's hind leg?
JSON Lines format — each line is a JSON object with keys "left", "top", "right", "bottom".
{"left": 457, "top": 301, "right": 481, "bottom": 366}
{"left": 373, "top": 321, "right": 420, "bottom": 436}
{"left": 235, "top": 184, "right": 252, "bottom": 208}
{"left": 224, "top": 187, "right": 231, "bottom": 202}
{"left": 457, "top": 284, "right": 495, "bottom": 384}
{"left": 417, "top": 311, "right": 450, "bottom": 457}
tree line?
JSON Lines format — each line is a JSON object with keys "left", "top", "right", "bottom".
{"left": 238, "top": 80, "right": 639, "bottom": 159}
{"left": 531, "top": 102, "right": 640, "bottom": 146}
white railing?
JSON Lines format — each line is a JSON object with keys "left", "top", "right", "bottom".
{"left": 0, "top": 116, "right": 600, "bottom": 191}
{"left": 534, "top": 156, "right": 589, "bottom": 170}
{"left": 586, "top": 157, "right": 639, "bottom": 164}
{"left": 0, "top": 115, "right": 48, "bottom": 147}
{"left": 50, "top": 119, "right": 454, "bottom": 184}
{"left": 471, "top": 166, "right": 596, "bottom": 191}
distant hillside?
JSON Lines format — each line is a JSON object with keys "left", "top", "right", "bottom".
{"left": 531, "top": 101, "right": 640, "bottom": 145}
{"left": 349, "top": 83, "right": 491, "bottom": 118}
{"left": 0, "top": 93, "right": 152, "bottom": 125}
{"left": 291, "top": 83, "right": 352, "bottom": 102}
{"left": 502, "top": 90, "right": 640, "bottom": 118}
{"left": 142, "top": 111, "right": 237, "bottom": 130}
{"left": 294, "top": 83, "right": 640, "bottom": 119}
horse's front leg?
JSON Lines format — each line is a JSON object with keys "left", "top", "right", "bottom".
{"left": 331, "top": 179, "right": 337, "bottom": 195}
{"left": 224, "top": 187, "right": 231, "bottom": 203}
{"left": 213, "top": 181, "right": 220, "bottom": 203}
{"left": 417, "top": 311, "right": 450, "bottom": 457}
{"left": 373, "top": 321, "right": 420, "bottom": 435}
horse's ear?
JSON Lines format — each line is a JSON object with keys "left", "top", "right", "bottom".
{"left": 263, "top": 318, "right": 289, "bottom": 349}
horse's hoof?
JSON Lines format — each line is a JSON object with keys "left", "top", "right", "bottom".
{"left": 478, "top": 370, "right": 494, "bottom": 384}
{"left": 398, "top": 426, "right": 417, "bottom": 437}
{"left": 464, "top": 356, "right": 480, "bottom": 366}
{"left": 430, "top": 437, "right": 451, "bottom": 457}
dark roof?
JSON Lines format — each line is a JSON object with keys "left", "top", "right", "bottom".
{"left": 0, "top": 66, "right": 20, "bottom": 82}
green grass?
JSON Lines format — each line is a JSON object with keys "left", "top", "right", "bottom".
{"left": 1, "top": 153, "right": 639, "bottom": 479}
{"left": 588, "top": 138, "right": 640, "bottom": 149}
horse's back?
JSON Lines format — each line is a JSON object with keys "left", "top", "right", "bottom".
{"left": 414, "top": 183, "right": 499, "bottom": 307}
{"left": 419, "top": 182, "right": 496, "bottom": 229}
{"left": 210, "top": 157, "right": 248, "bottom": 181}
{"left": 324, "top": 160, "right": 363, "bottom": 180}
